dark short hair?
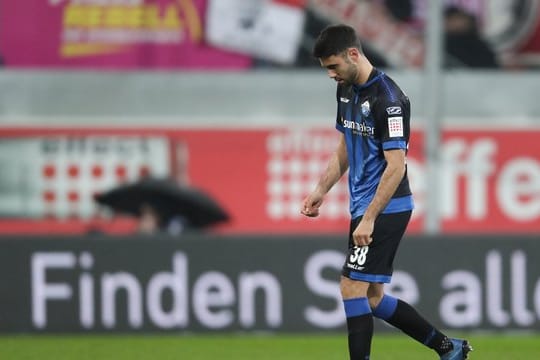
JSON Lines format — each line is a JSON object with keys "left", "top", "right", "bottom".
{"left": 312, "top": 24, "right": 362, "bottom": 58}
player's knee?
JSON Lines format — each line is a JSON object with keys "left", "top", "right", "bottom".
{"left": 340, "top": 277, "right": 369, "bottom": 299}
{"left": 367, "top": 293, "right": 384, "bottom": 309}
{"left": 366, "top": 286, "right": 384, "bottom": 309}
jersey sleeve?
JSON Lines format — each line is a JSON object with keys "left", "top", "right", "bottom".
{"left": 335, "top": 85, "right": 345, "bottom": 133}
{"left": 375, "top": 96, "right": 410, "bottom": 151}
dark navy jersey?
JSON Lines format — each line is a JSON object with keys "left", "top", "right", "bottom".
{"left": 335, "top": 68, "right": 414, "bottom": 218}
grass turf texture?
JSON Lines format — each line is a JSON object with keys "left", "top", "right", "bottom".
{"left": 1, "top": 333, "right": 538, "bottom": 359}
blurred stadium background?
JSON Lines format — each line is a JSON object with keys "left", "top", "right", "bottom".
{"left": 1, "top": 0, "right": 540, "bottom": 359}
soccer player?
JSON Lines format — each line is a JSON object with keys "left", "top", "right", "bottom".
{"left": 301, "top": 24, "right": 473, "bottom": 360}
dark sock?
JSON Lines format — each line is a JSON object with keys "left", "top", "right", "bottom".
{"left": 344, "top": 297, "right": 373, "bottom": 359}
{"left": 372, "top": 295, "right": 451, "bottom": 355}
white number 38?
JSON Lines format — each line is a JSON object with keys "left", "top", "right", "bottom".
{"left": 349, "top": 246, "right": 369, "bottom": 266}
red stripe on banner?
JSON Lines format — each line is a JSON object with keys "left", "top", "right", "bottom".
{"left": 272, "top": 0, "right": 307, "bottom": 8}
{"left": 0, "top": 218, "right": 137, "bottom": 235}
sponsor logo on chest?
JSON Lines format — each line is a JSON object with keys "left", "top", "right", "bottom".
{"left": 342, "top": 118, "right": 375, "bottom": 137}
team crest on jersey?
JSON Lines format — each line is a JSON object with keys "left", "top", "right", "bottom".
{"left": 361, "top": 101, "right": 370, "bottom": 117}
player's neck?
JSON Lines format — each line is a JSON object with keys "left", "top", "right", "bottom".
{"left": 355, "top": 60, "right": 374, "bottom": 86}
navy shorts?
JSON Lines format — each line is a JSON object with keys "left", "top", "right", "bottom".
{"left": 341, "top": 210, "right": 412, "bottom": 283}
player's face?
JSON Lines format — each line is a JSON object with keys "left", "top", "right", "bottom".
{"left": 319, "top": 50, "right": 359, "bottom": 86}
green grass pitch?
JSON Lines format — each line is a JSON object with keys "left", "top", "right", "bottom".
{"left": 1, "top": 333, "right": 539, "bottom": 359}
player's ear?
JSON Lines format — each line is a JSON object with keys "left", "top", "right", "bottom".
{"left": 347, "top": 47, "right": 360, "bottom": 61}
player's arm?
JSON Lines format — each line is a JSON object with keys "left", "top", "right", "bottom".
{"left": 314, "top": 133, "right": 348, "bottom": 195}
{"left": 363, "top": 148, "right": 406, "bottom": 222}
{"left": 301, "top": 133, "right": 348, "bottom": 217}
{"left": 352, "top": 148, "right": 406, "bottom": 245}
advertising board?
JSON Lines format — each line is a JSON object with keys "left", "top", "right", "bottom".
{"left": 0, "top": 127, "right": 539, "bottom": 234}
{"left": 0, "top": 234, "right": 538, "bottom": 332}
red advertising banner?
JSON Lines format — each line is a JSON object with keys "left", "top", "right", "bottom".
{"left": 0, "top": 126, "right": 539, "bottom": 235}
{"left": 0, "top": 0, "right": 251, "bottom": 69}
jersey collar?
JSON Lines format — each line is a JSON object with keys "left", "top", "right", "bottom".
{"left": 352, "top": 68, "right": 384, "bottom": 93}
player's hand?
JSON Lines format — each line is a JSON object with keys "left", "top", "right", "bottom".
{"left": 352, "top": 219, "right": 374, "bottom": 246}
{"left": 301, "top": 192, "right": 323, "bottom": 217}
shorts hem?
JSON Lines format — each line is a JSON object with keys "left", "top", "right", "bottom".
{"left": 347, "top": 271, "right": 392, "bottom": 283}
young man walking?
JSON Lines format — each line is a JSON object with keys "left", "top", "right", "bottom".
{"left": 301, "top": 24, "right": 472, "bottom": 360}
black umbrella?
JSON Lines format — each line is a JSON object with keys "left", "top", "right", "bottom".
{"left": 95, "top": 178, "right": 229, "bottom": 228}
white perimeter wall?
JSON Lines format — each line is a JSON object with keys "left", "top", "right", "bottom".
{"left": 0, "top": 70, "right": 539, "bottom": 128}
